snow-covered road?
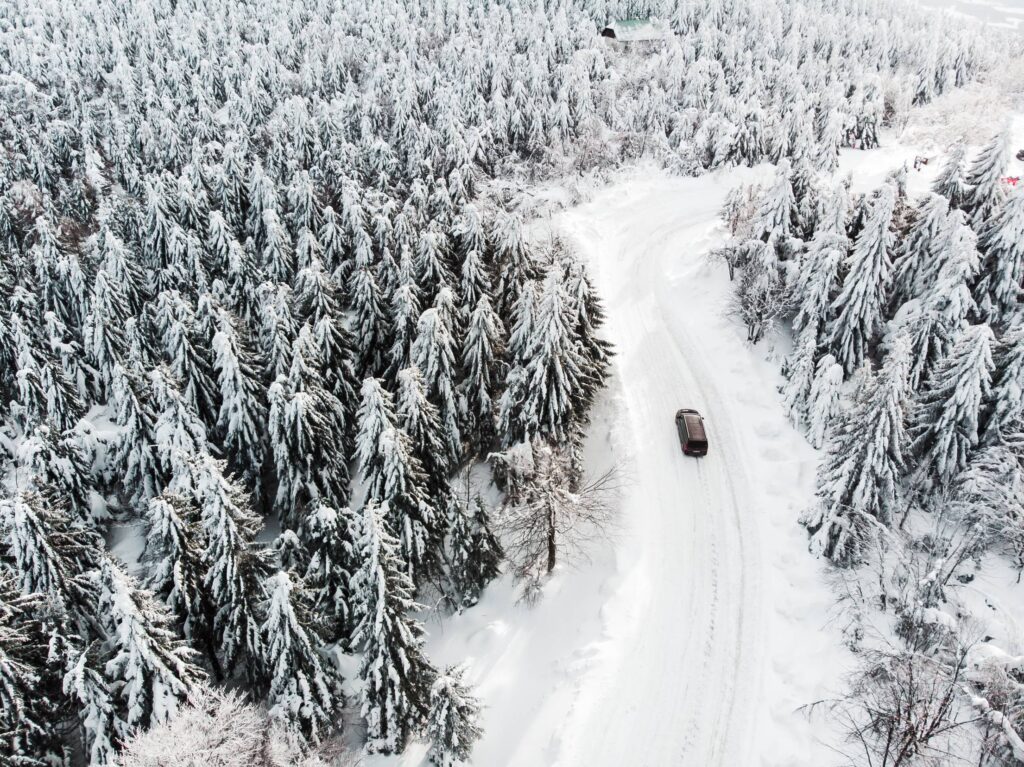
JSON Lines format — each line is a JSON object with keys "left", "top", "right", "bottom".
{"left": 553, "top": 169, "right": 849, "bottom": 766}
{"left": 373, "top": 166, "right": 852, "bottom": 767}
{"left": 557, "top": 181, "right": 765, "bottom": 765}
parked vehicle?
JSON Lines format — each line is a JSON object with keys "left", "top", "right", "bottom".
{"left": 675, "top": 409, "right": 708, "bottom": 457}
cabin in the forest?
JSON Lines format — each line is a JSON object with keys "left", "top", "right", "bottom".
{"left": 600, "top": 18, "right": 667, "bottom": 43}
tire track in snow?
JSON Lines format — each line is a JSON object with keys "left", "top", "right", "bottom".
{"left": 554, "top": 177, "right": 766, "bottom": 767}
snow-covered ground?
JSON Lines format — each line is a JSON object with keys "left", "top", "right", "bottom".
{"left": 369, "top": 79, "right": 1024, "bottom": 766}
{"left": 372, "top": 162, "right": 852, "bottom": 767}
{"left": 917, "top": 0, "right": 1024, "bottom": 31}
{"left": 554, "top": 169, "right": 854, "bottom": 767}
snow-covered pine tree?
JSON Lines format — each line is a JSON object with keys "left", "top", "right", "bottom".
{"left": 1, "top": 488, "right": 103, "bottom": 632}
{"left": 807, "top": 354, "right": 844, "bottom": 449}
{"left": 396, "top": 366, "right": 451, "bottom": 499}
{"left": 261, "top": 210, "right": 295, "bottom": 285}
{"left": 153, "top": 291, "right": 219, "bottom": 428}
{"left": 564, "top": 257, "right": 612, "bottom": 414}
{"left": 142, "top": 494, "right": 219, "bottom": 677}
{"left": 96, "top": 558, "right": 205, "bottom": 733}
{"left": 62, "top": 643, "right": 122, "bottom": 765}
{"left": 460, "top": 295, "right": 505, "bottom": 455}
{"left": 828, "top": 185, "right": 896, "bottom": 373}
{"left": 190, "top": 454, "right": 270, "bottom": 681}
{"left": 750, "top": 159, "right": 795, "bottom": 242}
{"left": 258, "top": 282, "right": 297, "bottom": 384}
{"left": 459, "top": 248, "right": 492, "bottom": 321}
{"left": 416, "top": 224, "right": 454, "bottom": 305}
{"left": 974, "top": 189, "right": 1024, "bottom": 327}
{"left": 260, "top": 570, "right": 340, "bottom": 746}
{"left": 891, "top": 211, "right": 981, "bottom": 392}
{"left": 910, "top": 323, "right": 995, "bottom": 491}
{"left": 386, "top": 259, "right": 422, "bottom": 382}
{"left": 356, "top": 378, "right": 440, "bottom": 583}
{"left": 411, "top": 306, "right": 463, "bottom": 464}
{"left": 446, "top": 494, "right": 502, "bottom": 609}
{"left": 792, "top": 227, "right": 846, "bottom": 347}
{"left": 149, "top": 366, "right": 209, "bottom": 484}
{"left": 11, "top": 313, "right": 83, "bottom": 433}
{"left": 931, "top": 139, "right": 971, "bottom": 210}
{"left": 890, "top": 193, "right": 951, "bottom": 306}
{"left": 267, "top": 326, "right": 351, "bottom": 525}
{"left": 491, "top": 212, "right": 537, "bottom": 321}
{"left": 310, "top": 314, "right": 359, "bottom": 445}
{"left": 521, "top": 267, "right": 588, "bottom": 443}
{"left": 83, "top": 268, "right": 130, "bottom": 395}
{"left": 963, "top": 128, "right": 1012, "bottom": 229}
{"left": 301, "top": 500, "right": 358, "bottom": 643}
{"left": 791, "top": 155, "right": 824, "bottom": 240}
{"left": 17, "top": 423, "right": 96, "bottom": 526}
{"left": 350, "top": 265, "right": 388, "bottom": 377}
{"left": 734, "top": 236, "right": 788, "bottom": 344}
{"left": 212, "top": 307, "right": 267, "bottom": 492}
{"left": 802, "top": 337, "right": 912, "bottom": 565}
{"left": 983, "top": 322, "right": 1024, "bottom": 445}
{"left": 107, "top": 363, "right": 161, "bottom": 510}
{"left": 351, "top": 501, "right": 437, "bottom": 754}
{"left": 781, "top": 328, "right": 818, "bottom": 431}
{"left": 0, "top": 575, "right": 63, "bottom": 764}
{"left": 426, "top": 664, "right": 482, "bottom": 767}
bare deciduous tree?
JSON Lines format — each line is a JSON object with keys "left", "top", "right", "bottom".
{"left": 495, "top": 439, "right": 619, "bottom": 601}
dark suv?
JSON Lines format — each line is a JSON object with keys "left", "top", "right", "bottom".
{"left": 675, "top": 409, "right": 708, "bottom": 457}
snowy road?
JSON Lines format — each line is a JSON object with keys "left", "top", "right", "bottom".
{"left": 553, "top": 169, "right": 847, "bottom": 767}
{"left": 556, "top": 177, "right": 765, "bottom": 766}
{"left": 377, "top": 167, "right": 850, "bottom": 767}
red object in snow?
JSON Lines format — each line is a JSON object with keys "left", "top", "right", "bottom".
{"left": 1003, "top": 176, "right": 1020, "bottom": 186}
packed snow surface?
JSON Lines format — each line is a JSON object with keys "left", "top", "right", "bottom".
{"left": 554, "top": 169, "right": 849, "bottom": 766}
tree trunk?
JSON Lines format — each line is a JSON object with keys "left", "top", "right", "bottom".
{"left": 546, "top": 502, "right": 556, "bottom": 574}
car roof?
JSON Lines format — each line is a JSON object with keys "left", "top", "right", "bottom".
{"left": 682, "top": 413, "right": 706, "bottom": 440}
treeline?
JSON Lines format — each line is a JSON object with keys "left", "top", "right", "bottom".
{"left": 720, "top": 130, "right": 1024, "bottom": 761}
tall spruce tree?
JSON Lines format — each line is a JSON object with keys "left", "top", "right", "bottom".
{"left": 975, "top": 190, "right": 1024, "bottom": 327}
{"left": 931, "top": 138, "right": 971, "bottom": 210}
{"left": 411, "top": 307, "right": 463, "bottom": 464}
{"left": 426, "top": 664, "right": 482, "bottom": 767}
{"left": 301, "top": 500, "right": 358, "bottom": 643}
{"left": 802, "top": 338, "right": 911, "bottom": 565}
{"left": 212, "top": 308, "right": 267, "bottom": 492}
{"left": 142, "top": 494, "right": 219, "bottom": 677}
{"left": 963, "top": 127, "right": 1011, "bottom": 229}
{"left": 983, "top": 323, "right": 1024, "bottom": 445}
{"left": 267, "top": 326, "right": 351, "bottom": 526}
{"left": 521, "top": 267, "right": 588, "bottom": 442}
{"left": 356, "top": 378, "right": 440, "bottom": 583}
{"left": 829, "top": 185, "right": 896, "bottom": 373}
{"left": 910, "top": 323, "right": 995, "bottom": 490}
{"left": 96, "top": 558, "right": 205, "bottom": 733}
{"left": 351, "top": 501, "right": 437, "bottom": 754}
{"left": 260, "top": 570, "right": 340, "bottom": 746}
{"left": 460, "top": 295, "right": 505, "bottom": 454}
{"left": 446, "top": 494, "right": 502, "bottom": 609}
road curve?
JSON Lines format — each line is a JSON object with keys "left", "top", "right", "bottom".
{"left": 555, "top": 176, "right": 767, "bottom": 766}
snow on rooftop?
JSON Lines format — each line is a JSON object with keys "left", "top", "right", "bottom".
{"left": 600, "top": 18, "right": 668, "bottom": 42}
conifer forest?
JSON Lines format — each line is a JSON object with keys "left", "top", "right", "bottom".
{"left": 1, "top": 0, "right": 1023, "bottom": 764}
